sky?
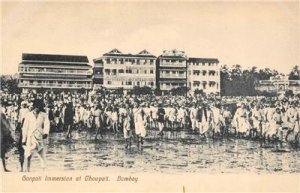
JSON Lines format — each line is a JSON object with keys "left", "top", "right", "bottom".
{"left": 1, "top": 1, "right": 299, "bottom": 75}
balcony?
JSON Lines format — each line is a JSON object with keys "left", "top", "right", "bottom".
{"left": 160, "top": 74, "right": 186, "bottom": 79}
{"left": 19, "top": 69, "right": 91, "bottom": 75}
{"left": 93, "top": 74, "right": 103, "bottom": 79}
{"left": 19, "top": 82, "right": 92, "bottom": 89}
{"left": 159, "top": 62, "right": 186, "bottom": 68}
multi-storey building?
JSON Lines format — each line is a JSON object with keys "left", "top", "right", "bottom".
{"left": 92, "top": 57, "right": 104, "bottom": 89}
{"left": 187, "top": 57, "right": 220, "bottom": 94}
{"left": 18, "top": 53, "right": 93, "bottom": 93}
{"left": 99, "top": 49, "right": 156, "bottom": 92}
{"left": 156, "top": 49, "right": 187, "bottom": 94}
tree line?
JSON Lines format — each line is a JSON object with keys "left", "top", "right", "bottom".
{"left": 220, "top": 64, "right": 300, "bottom": 96}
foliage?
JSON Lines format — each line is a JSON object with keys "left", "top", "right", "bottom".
{"left": 130, "top": 86, "right": 153, "bottom": 95}
{"left": 220, "top": 65, "right": 279, "bottom": 96}
{"left": 288, "top": 65, "right": 300, "bottom": 80}
{"left": 170, "top": 86, "right": 189, "bottom": 96}
{"left": 36, "top": 87, "right": 48, "bottom": 94}
{"left": 111, "top": 87, "right": 124, "bottom": 95}
{"left": 285, "top": 90, "right": 294, "bottom": 97}
{"left": 78, "top": 87, "right": 86, "bottom": 94}
{"left": 194, "top": 89, "right": 205, "bottom": 96}
{"left": 1, "top": 75, "right": 22, "bottom": 94}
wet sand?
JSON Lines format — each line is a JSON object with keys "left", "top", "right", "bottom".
{"left": 5, "top": 129, "right": 300, "bottom": 173}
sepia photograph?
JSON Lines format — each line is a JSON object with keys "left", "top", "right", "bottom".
{"left": 1, "top": 0, "right": 299, "bottom": 192}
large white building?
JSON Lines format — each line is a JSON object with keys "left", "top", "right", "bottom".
{"left": 187, "top": 57, "right": 220, "bottom": 94}
{"left": 18, "top": 53, "right": 93, "bottom": 93}
{"left": 99, "top": 49, "right": 156, "bottom": 91}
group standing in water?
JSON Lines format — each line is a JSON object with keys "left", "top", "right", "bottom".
{"left": 1, "top": 91, "right": 300, "bottom": 172}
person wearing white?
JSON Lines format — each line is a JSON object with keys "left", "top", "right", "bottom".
{"left": 22, "top": 99, "right": 50, "bottom": 172}
{"left": 133, "top": 103, "right": 146, "bottom": 146}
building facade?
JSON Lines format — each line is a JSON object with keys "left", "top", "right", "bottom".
{"left": 99, "top": 49, "right": 156, "bottom": 91}
{"left": 18, "top": 53, "right": 93, "bottom": 93}
{"left": 255, "top": 75, "right": 300, "bottom": 94}
{"left": 187, "top": 57, "right": 220, "bottom": 94}
{"left": 92, "top": 57, "right": 104, "bottom": 89}
{"left": 156, "top": 50, "right": 187, "bottom": 94}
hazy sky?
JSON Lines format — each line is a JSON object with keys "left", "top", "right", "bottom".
{"left": 1, "top": 1, "right": 299, "bottom": 75}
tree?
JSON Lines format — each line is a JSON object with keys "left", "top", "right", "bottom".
{"left": 131, "top": 86, "right": 152, "bottom": 95}
{"left": 288, "top": 65, "right": 300, "bottom": 80}
{"left": 170, "top": 86, "right": 189, "bottom": 96}
{"left": 194, "top": 89, "right": 205, "bottom": 96}
{"left": 285, "top": 90, "right": 294, "bottom": 97}
{"left": 78, "top": 87, "right": 86, "bottom": 94}
{"left": 36, "top": 87, "right": 47, "bottom": 94}
{"left": 112, "top": 87, "right": 124, "bottom": 95}
{"left": 1, "top": 75, "right": 22, "bottom": 94}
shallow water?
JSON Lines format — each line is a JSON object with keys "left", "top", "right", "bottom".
{"left": 5, "top": 129, "right": 300, "bottom": 173}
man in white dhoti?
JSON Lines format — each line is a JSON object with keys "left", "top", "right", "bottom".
{"left": 133, "top": 102, "right": 146, "bottom": 146}
{"left": 22, "top": 99, "right": 50, "bottom": 172}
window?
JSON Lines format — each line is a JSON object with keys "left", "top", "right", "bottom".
{"left": 105, "top": 69, "right": 110, "bottom": 75}
{"left": 127, "top": 81, "right": 132, "bottom": 85}
{"left": 202, "top": 62, "right": 205, "bottom": 66}
{"left": 202, "top": 70, "right": 207, "bottom": 76}
{"left": 166, "top": 71, "right": 170, "bottom": 74}
{"left": 112, "top": 69, "right": 117, "bottom": 75}
{"left": 137, "top": 82, "right": 140, "bottom": 86}
{"left": 126, "top": 69, "right": 132, "bottom": 73}
{"left": 172, "top": 71, "right": 176, "bottom": 74}
{"left": 209, "top": 71, "right": 215, "bottom": 76}
{"left": 106, "top": 58, "right": 111, "bottom": 64}
{"left": 144, "top": 70, "right": 147, "bottom": 74}
{"left": 120, "top": 59, "right": 124, "bottom": 64}
{"left": 107, "top": 81, "right": 111, "bottom": 85}
{"left": 179, "top": 71, "right": 184, "bottom": 74}
{"left": 137, "top": 59, "right": 140, "bottom": 64}
{"left": 150, "top": 70, "right": 153, "bottom": 74}
{"left": 150, "top": 60, "right": 154, "bottom": 65}
{"left": 119, "top": 69, "right": 124, "bottom": 73}
{"left": 150, "top": 82, "right": 154, "bottom": 86}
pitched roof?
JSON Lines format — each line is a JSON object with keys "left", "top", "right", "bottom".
{"left": 102, "top": 49, "right": 156, "bottom": 58}
{"left": 158, "top": 55, "right": 187, "bottom": 59}
{"left": 136, "top": 49, "right": 156, "bottom": 58}
{"left": 22, "top": 53, "right": 89, "bottom": 63}
{"left": 188, "top": 57, "right": 219, "bottom": 63}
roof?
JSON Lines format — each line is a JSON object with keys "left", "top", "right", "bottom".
{"left": 188, "top": 57, "right": 219, "bottom": 63}
{"left": 158, "top": 55, "right": 187, "bottom": 60}
{"left": 20, "top": 61, "right": 91, "bottom": 67}
{"left": 102, "top": 48, "right": 156, "bottom": 58}
{"left": 22, "top": 53, "right": 89, "bottom": 63}
{"left": 93, "top": 58, "right": 104, "bottom": 64}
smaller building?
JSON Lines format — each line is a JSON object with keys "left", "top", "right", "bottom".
{"left": 255, "top": 75, "right": 300, "bottom": 94}
{"left": 156, "top": 49, "right": 187, "bottom": 94}
{"left": 18, "top": 53, "right": 93, "bottom": 93}
{"left": 187, "top": 57, "right": 220, "bottom": 94}
{"left": 92, "top": 57, "right": 104, "bottom": 89}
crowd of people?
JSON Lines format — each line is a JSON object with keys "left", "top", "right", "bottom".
{"left": 1, "top": 90, "right": 300, "bottom": 172}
